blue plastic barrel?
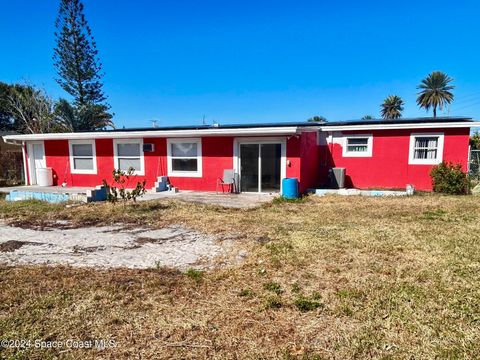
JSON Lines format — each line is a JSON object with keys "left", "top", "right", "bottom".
{"left": 281, "top": 178, "right": 299, "bottom": 199}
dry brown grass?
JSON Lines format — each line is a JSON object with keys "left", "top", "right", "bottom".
{"left": 1, "top": 195, "right": 480, "bottom": 359}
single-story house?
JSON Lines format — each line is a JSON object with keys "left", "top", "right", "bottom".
{"left": 1, "top": 117, "right": 476, "bottom": 192}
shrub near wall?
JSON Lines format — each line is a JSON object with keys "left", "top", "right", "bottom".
{"left": 430, "top": 161, "right": 470, "bottom": 195}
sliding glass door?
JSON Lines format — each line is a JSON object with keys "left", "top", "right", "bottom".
{"left": 240, "top": 143, "right": 282, "bottom": 193}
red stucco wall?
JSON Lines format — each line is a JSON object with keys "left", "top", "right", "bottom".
{"left": 39, "top": 127, "right": 469, "bottom": 193}
{"left": 42, "top": 134, "right": 320, "bottom": 192}
{"left": 320, "top": 127, "right": 470, "bottom": 191}
{"left": 166, "top": 137, "right": 234, "bottom": 191}
{"left": 45, "top": 139, "right": 115, "bottom": 187}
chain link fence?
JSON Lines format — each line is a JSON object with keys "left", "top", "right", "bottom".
{"left": 0, "top": 150, "right": 24, "bottom": 186}
{"left": 469, "top": 149, "right": 480, "bottom": 179}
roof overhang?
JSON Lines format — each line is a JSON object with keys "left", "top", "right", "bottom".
{"left": 2, "top": 126, "right": 318, "bottom": 144}
{"left": 319, "top": 121, "right": 479, "bottom": 132}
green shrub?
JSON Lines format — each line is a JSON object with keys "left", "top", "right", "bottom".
{"left": 430, "top": 162, "right": 470, "bottom": 195}
{"left": 103, "top": 167, "right": 147, "bottom": 203}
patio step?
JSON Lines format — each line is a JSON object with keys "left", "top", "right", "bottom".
{"left": 152, "top": 176, "right": 168, "bottom": 192}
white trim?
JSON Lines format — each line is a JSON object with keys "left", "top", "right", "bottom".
{"left": 21, "top": 142, "right": 28, "bottom": 185}
{"left": 68, "top": 139, "right": 97, "bottom": 174}
{"left": 320, "top": 122, "right": 477, "bottom": 132}
{"left": 408, "top": 132, "right": 444, "bottom": 165}
{"left": 342, "top": 134, "right": 373, "bottom": 157}
{"left": 233, "top": 137, "right": 287, "bottom": 193}
{"left": 113, "top": 138, "right": 145, "bottom": 175}
{"left": 27, "top": 141, "right": 45, "bottom": 185}
{"left": 468, "top": 145, "right": 472, "bottom": 173}
{"left": 2, "top": 122, "right": 476, "bottom": 142}
{"left": 2, "top": 126, "right": 305, "bottom": 142}
{"left": 167, "top": 138, "right": 202, "bottom": 178}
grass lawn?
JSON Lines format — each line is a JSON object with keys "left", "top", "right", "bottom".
{"left": 0, "top": 195, "right": 479, "bottom": 359}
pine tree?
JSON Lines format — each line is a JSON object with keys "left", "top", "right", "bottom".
{"left": 53, "top": 0, "right": 113, "bottom": 130}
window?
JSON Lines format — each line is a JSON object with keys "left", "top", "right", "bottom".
{"left": 113, "top": 139, "right": 144, "bottom": 175}
{"left": 343, "top": 135, "right": 373, "bottom": 157}
{"left": 69, "top": 140, "right": 96, "bottom": 174}
{"left": 409, "top": 133, "right": 444, "bottom": 165}
{"left": 167, "top": 138, "right": 202, "bottom": 177}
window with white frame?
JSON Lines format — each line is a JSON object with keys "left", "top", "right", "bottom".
{"left": 113, "top": 139, "right": 144, "bottom": 175}
{"left": 69, "top": 140, "right": 96, "bottom": 174}
{"left": 409, "top": 133, "right": 444, "bottom": 165}
{"left": 167, "top": 138, "right": 202, "bottom": 177}
{"left": 343, "top": 135, "right": 373, "bottom": 157}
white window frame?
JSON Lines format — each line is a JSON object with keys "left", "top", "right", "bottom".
{"left": 167, "top": 138, "right": 202, "bottom": 177}
{"left": 68, "top": 139, "right": 97, "bottom": 174}
{"left": 113, "top": 138, "right": 145, "bottom": 175}
{"left": 408, "top": 132, "right": 444, "bottom": 165}
{"left": 342, "top": 134, "right": 373, "bottom": 157}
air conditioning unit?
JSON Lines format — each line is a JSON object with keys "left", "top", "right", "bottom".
{"left": 328, "top": 167, "right": 345, "bottom": 189}
{"left": 143, "top": 143, "right": 155, "bottom": 152}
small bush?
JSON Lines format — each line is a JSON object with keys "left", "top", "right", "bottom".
{"left": 430, "top": 162, "right": 470, "bottom": 195}
{"left": 103, "top": 167, "right": 147, "bottom": 204}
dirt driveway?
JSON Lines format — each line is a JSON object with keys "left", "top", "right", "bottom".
{"left": 0, "top": 221, "right": 239, "bottom": 269}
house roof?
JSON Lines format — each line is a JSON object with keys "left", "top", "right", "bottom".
{"left": 2, "top": 123, "right": 318, "bottom": 143}
{"left": 319, "top": 116, "right": 477, "bottom": 131}
{"left": 324, "top": 116, "right": 474, "bottom": 126}
{"left": 92, "top": 121, "right": 317, "bottom": 132}
{"left": 2, "top": 117, "right": 477, "bottom": 143}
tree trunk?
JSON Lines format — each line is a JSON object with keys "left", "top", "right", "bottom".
{"left": 433, "top": 106, "right": 437, "bottom": 118}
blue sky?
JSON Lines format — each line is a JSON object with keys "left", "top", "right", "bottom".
{"left": 1, "top": 0, "right": 480, "bottom": 128}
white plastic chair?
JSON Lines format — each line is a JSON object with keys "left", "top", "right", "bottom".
{"left": 216, "top": 169, "right": 238, "bottom": 194}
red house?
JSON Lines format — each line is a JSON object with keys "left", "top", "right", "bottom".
{"left": 2, "top": 117, "right": 476, "bottom": 193}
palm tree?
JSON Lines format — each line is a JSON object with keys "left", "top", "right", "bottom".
{"left": 362, "top": 115, "right": 374, "bottom": 120}
{"left": 416, "top": 71, "right": 454, "bottom": 117}
{"left": 380, "top": 95, "right": 404, "bottom": 119}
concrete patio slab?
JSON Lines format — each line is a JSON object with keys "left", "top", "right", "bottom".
{"left": 138, "top": 191, "right": 276, "bottom": 208}
{"left": 0, "top": 186, "right": 276, "bottom": 208}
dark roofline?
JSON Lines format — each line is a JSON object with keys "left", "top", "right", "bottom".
{"left": 87, "top": 117, "right": 474, "bottom": 133}
{"left": 88, "top": 121, "right": 316, "bottom": 133}
{"left": 322, "top": 116, "right": 474, "bottom": 127}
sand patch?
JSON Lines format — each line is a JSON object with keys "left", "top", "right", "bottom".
{"left": 0, "top": 222, "right": 236, "bottom": 269}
